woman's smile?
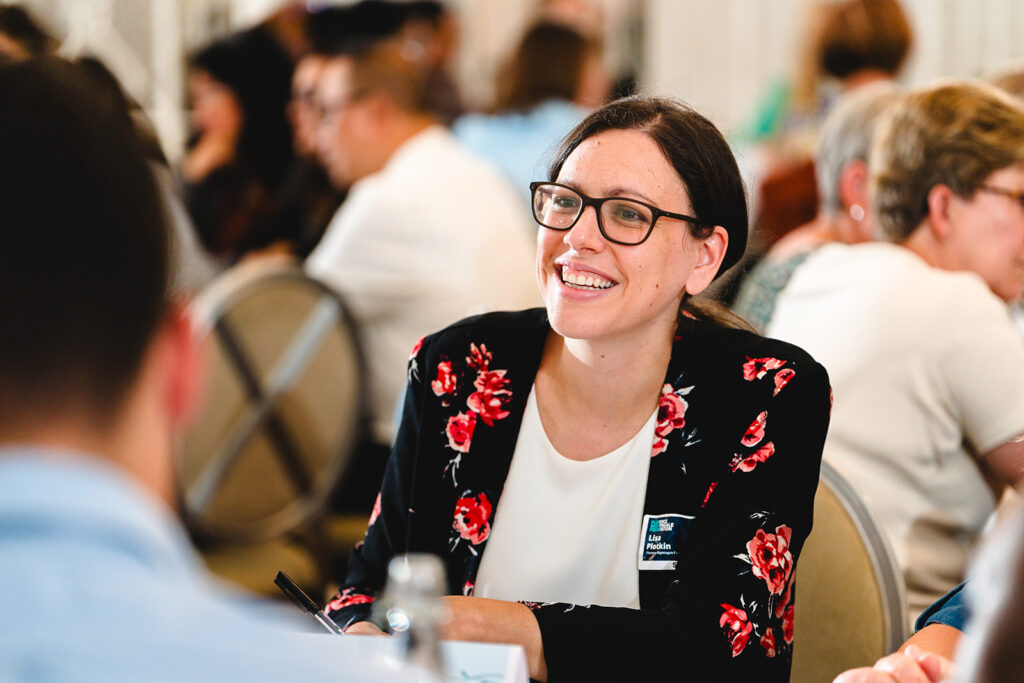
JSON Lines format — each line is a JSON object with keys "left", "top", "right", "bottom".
{"left": 556, "top": 263, "right": 617, "bottom": 291}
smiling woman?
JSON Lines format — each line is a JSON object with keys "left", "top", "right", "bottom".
{"left": 327, "top": 96, "right": 833, "bottom": 682}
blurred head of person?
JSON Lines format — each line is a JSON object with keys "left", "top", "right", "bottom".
{"left": 814, "top": 82, "right": 902, "bottom": 243}
{"left": 815, "top": 0, "right": 912, "bottom": 84}
{"left": 293, "top": 2, "right": 445, "bottom": 162}
{"left": 288, "top": 53, "right": 328, "bottom": 157}
{"left": 0, "top": 5, "right": 56, "bottom": 62}
{"left": 0, "top": 57, "right": 201, "bottom": 502}
{"left": 76, "top": 55, "right": 168, "bottom": 165}
{"left": 992, "top": 68, "right": 1024, "bottom": 102}
{"left": 494, "top": 21, "right": 609, "bottom": 113}
{"left": 793, "top": 0, "right": 912, "bottom": 111}
{"left": 188, "top": 26, "right": 295, "bottom": 186}
{"left": 314, "top": 0, "right": 460, "bottom": 124}
{"left": 315, "top": 38, "right": 435, "bottom": 188}
{"left": 394, "top": 1, "right": 456, "bottom": 69}
{"left": 871, "top": 80, "right": 1024, "bottom": 302}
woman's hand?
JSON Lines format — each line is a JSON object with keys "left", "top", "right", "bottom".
{"left": 344, "top": 621, "right": 387, "bottom": 636}
{"left": 441, "top": 596, "right": 547, "bottom": 682}
{"left": 833, "top": 645, "right": 955, "bottom": 683}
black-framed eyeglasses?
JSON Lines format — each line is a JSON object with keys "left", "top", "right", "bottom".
{"left": 529, "top": 181, "right": 704, "bottom": 246}
{"left": 979, "top": 185, "right": 1024, "bottom": 209}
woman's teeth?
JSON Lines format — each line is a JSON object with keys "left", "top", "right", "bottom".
{"left": 561, "top": 269, "right": 614, "bottom": 290}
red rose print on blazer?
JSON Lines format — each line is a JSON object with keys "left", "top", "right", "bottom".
{"left": 325, "top": 587, "right": 374, "bottom": 613}
{"left": 452, "top": 492, "right": 492, "bottom": 545}
{"left": 701, "top": 481, "right": 718, "bottom": 508}
{"left": 773, "top": 368, "right": 795, "bottom": 396}
{"left": 657, "top": 383, "right": 688, "bottom": 434}
{"left": 742, "top": 411, "right": 767, "bottom": 447}
{"left": 446, "top": 411, "right": 477, "bottom": 453}
{"left": 466, "top": 342, "right": 492, "bottom": 371}
{"left": 368, "top": 492, "right": 382, "bottom": 527}
{"left": 746, "top": 525, "right": 793, "bottom": 594}
{"left": 651, "top": 383, "right": 692, "bottom": 456}
{"left": 776, "top": 572, "right": 794, "bottom": 618}
{"left": 431, "top": 361, "right": 458, "bottom": 399}
{"left": 440, "top": 343, "right": 517, "bottom": 486}
{"left": 467, "top": 369, "right": 512, "bottom": 426}
{"left": 720, "top": 603, "right": 753, "bottom": 657}
{"left": 742, "top": 357, "right": 786, "bottom": 381}
{"left": 760, "top": 628, "right": 777, "bottom": 658}
{"left": 782, "top": 603, "right": 795, "bottom": 644}
{"left": 409, "top": 336, "right": 424, "bottom": 361}
{"left": 731, "top": 442, "right": 776, "bottom": 473}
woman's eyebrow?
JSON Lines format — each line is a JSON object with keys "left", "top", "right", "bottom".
{"left": 606, "top": 186, "right": 657, "bottom": 204}
{"left": 559, "top": 178, "right": 658, "bottom": 205}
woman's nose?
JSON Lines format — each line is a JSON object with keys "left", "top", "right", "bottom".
{"left": 565, "top": 205, "right": 605, "bottom": 252}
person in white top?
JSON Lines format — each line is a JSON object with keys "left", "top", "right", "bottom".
{"left": 768, "top": 80, "right": 1024, "bottom": 623}
{"left": 306, "top": 38, "right": 539, "bottom": 454}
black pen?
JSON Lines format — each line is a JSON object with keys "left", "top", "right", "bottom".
{"left": 274, "top": 571, "right": 345, "bottom": 635}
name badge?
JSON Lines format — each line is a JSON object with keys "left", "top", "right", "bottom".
{"left": 638, "top": 513, "right": 693, "bottom": 570}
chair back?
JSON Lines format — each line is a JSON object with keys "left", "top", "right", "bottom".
{"left": 176, "top": 260, "right": 364, "bottom": 594}
{"left": 790, "top": 460, "right": 908, "bottom": 682}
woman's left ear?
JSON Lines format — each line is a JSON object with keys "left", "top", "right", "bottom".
{"left": 684, "top": 225, "right": 729, "bottom": 295}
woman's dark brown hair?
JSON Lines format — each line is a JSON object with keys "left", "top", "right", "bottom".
{"left": 548, "top": 95, "right": 752, "bottom": 328}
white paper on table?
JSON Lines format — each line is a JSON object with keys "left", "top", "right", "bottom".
{"left": 323, "top": 635, "right": 528, "bottom": 683}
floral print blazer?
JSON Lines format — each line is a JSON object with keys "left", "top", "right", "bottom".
{"left": 327, "top": 308, "right": 831, "bottom": 682}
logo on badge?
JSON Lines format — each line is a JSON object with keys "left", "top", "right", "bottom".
{"left": 638, "top": 513, "right": 693, "bottom": 570}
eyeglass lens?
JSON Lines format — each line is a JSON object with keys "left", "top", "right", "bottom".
{"left": 532, "top": 184, "right": 653, "bottom": 244}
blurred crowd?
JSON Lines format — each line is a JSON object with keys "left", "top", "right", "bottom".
{"left": 7, "top": 0, "right": 1024, "bottom": 680}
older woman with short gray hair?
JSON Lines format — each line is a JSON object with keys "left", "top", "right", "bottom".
{"left": 733, "top": 82, "right": 901, "bottom": 331}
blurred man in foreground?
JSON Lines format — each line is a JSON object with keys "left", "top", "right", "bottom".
{"left": 0, "top": 57, "right": 393, "bottom": 682}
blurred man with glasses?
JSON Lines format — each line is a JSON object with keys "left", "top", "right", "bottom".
{"left": 307, "top": 37, "right": 538, "bottom": 504}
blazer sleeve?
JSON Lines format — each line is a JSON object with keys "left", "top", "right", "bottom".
{"left": 529, "top": 354, "right": 831, "bottom": 682}
{"left": 325, "top": 337, "right": 430, "bottom": 629}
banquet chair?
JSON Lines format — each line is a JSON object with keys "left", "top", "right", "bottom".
{"left": 790, "top": 460, "right": 909, "bottom": 683}
{"left": 176, "top": 259, "right": 365, "bottom": 600}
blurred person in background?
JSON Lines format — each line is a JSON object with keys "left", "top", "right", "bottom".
{"left": 282, "top": 48, "right": 340, "bottom": 258}
{"left": 834, "top": 70, "right": 1024, "bottom": 683}
{"left": 306, "top": 36, "right": 538, "bottom": 513}
{"left": 182, "top": 26, "right": 296, "bottom": 261}
{"left": 76, "top": 55, "right": 218, "bottom": 294}
{"left": 0, "top": 4, "right": 55, "bottom": 62}
{"left": 749, "top": 0, "right": 912, "bottom": 150}
{"left": 453, "top": 20, "right": 611, "bottom": 212}
{"left": 273, "top": 0, "right": 461, "bottom": 261}
{"left": 991, "top": 68, "right": 1024, "bottom": 335}
{"left": 315, "top": 0, "right": 461, "bottom": 122}
{"left": 0, "top": 56, "right": 389, "bottom": 682}
{"left": 945, "top": 501, "right": 1024, "bottom": 683}
{"left": 733, "top": 83, "right": 901, "bottom": 331}
{"left": 766, "top": 81, "right": 1024, "bottom": 623}
{"left": 272, "top": 6, "right": 352, "bottom": 259}
{"left": 392, "top": 0, "right": 462, "bottom": 124}
{"left": 742, "top": 0, "right": 913, "bottom": 286}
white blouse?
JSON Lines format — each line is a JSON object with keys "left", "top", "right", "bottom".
{"left": 473, "top": 386, "right": 657, "bottom": 608}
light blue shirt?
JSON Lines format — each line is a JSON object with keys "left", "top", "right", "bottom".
{"left": 0, "top": 448, "right": 398, "bottom": 682}
{"left": 452, "top": 99, "right": 589, "bottom": 209}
